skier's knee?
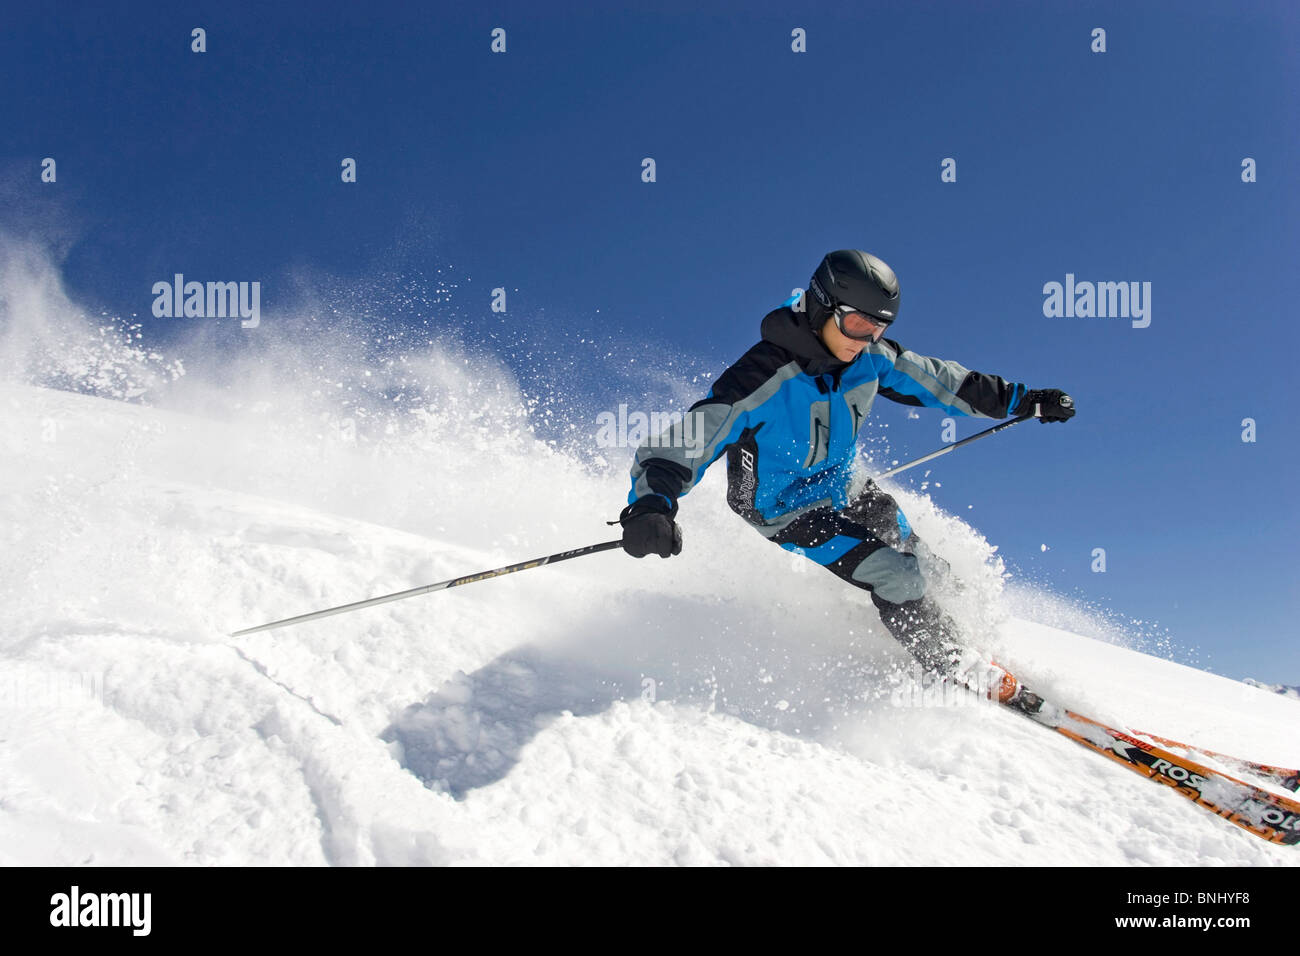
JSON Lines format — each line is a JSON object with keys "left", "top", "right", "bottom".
{"left": 851, "top": 548, "right": 926, "bottom": 603}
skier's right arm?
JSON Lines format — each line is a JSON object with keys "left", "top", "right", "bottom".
{"left": 626, "top": 389, "right": 752, "bottom": 514}
{"left": 620, "top": 394, "right": 746, "bottom": 559}
{"left": 622, "top": 344, "right": 784, "bottom": 555}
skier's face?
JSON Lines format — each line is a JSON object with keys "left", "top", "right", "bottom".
{"left": 819, "top": 317, "right": 871, "bottom": 362}
{"left": 832, "top": 304, "right": 889, "bottom": 342}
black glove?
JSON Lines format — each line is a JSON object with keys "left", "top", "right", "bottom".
{"left": 1014, "top": 388, "right": 1075, "bottom": 423}
{"left": 619, "top": 496, "right": 682, "bottom": 558}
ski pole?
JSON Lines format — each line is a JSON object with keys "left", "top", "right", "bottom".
{"left": 874, "top": 412, "right": 1036, "bottom": 480}
{"left": 228, "top": 539, "right": 624, "bottom": 637}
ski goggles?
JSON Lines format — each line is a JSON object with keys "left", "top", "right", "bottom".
{"left": 832, "top": 303, "right": 892, "bottom": 341}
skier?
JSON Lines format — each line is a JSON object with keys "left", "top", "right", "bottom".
{"left": 618, "top": 250, "right": 1074, "bottom": 690}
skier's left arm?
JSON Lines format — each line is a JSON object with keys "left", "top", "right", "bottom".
{"left": 875, "top": 338, "right": 1074, "bottom": 421}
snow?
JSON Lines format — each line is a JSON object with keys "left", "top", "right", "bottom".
{"left": 2, "top": 381, "right": 1296, "bottom": 867}
{"left": 0, "top": 251, "right": 1295, "bottom": 866}
{"left": 1243, "top": 679, "right": 1300, "bottom": 702}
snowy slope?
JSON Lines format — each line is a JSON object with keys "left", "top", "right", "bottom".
{"left": 2, "top": 381, "right": 1296, "bottom": 867}
{"left": 1244, "top": 680, "right": 1300, "bottom": 702}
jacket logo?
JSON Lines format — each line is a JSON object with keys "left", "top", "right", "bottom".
{"left": 738, "top": 447, "right": 757, "bottom": 502}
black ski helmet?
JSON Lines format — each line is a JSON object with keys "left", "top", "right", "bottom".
{"left": 806, "top": 250, "right": 900, "bottom": 329}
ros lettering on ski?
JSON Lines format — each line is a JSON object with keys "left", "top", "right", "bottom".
{"left": 1150, "top": 758, "right": 1207, "bottom": 790}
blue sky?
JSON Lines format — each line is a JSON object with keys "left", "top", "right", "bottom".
{"left": 3, "top": 0, "right": 1297, "bottom": 681}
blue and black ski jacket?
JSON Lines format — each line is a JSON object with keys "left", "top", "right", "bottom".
{"left": 627, "top": 302, "right": 1026, "bottom": 531}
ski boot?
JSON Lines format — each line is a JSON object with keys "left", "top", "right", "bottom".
{"left": 950, "top": 651, "right": 1046, "bottom": 714}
